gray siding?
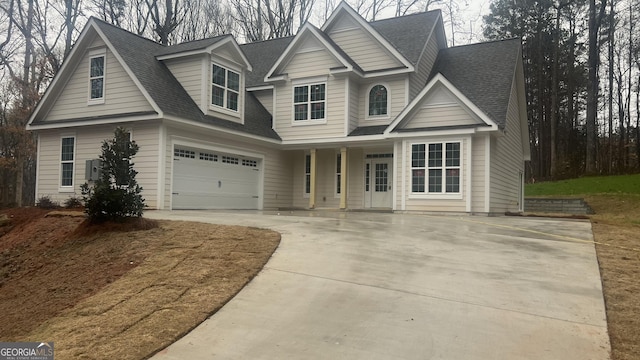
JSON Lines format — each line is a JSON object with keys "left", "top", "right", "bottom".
{"left": 471, "top": 135, "right": 487, "bottom": 213}
{"left": 327, "top": 15, "right": 402, "bottom": 72}
{"left": 46, "top": 37, "right": 154, "bottom": 121}
{"left": 329, "top": 29, "right": 401, "bottom": 71}
{"left": 273, "top": 49, "right": 345, "bottom": 140}
{"left": 408, "top": 29, "right": 440, "bottom": 101}
{"left": 489, "top": 79, "right": 524, "bottom": 213}
{"left": 348, "top": 78, "right": 359, "bottom": 134}
{"left": 253, "top": 89, "right": 274, "bottom": 116}
{"left": 403, "top": 105, "right": 481, "bottom": 129}
{"left": 357, "top": 78, "right": 407, "bottom": 128}
{"left": 164, "top": 55, "right": 204, "bottom": 110}
{"left": 36, "top": 122, "right": 161, "bottom": 208}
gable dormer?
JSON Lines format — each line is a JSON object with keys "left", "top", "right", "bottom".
{"left": 266, "top": 23, "right": 361, "bottom": 82}
{"left": 322, "top": 2, "right": 414, "bottom": 75}
{"left": 157, "top": 36, "right": 252, "bottom": 124}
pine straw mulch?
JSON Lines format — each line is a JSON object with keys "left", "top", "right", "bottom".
{"left": 0, "top": 208, "right": 280, "bottom": 360}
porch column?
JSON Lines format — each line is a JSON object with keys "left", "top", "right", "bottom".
{"left": 309, "top": 148, "right": 317, "bottom": 209}
{"left": 340, "top": 147, "right": 348, "bottom": 209}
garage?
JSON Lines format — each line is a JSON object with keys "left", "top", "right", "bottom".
{"left": 172, "top": 146, "right": 261, "bottom": 209}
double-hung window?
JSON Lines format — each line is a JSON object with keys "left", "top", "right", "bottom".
{"left": 294, "top": 83, "right": 325, "bottom": 121}
{"left": 411, "top": 142, "right": 460, "bottom": 194}
{"left": 88, "top": 51, "right": 105, "bottom": 103}
{"left": 212, "top": 64, "right": 240, "bottom": 111}
{"left": 60, "top": 137, "right": 75, "bottom": 189}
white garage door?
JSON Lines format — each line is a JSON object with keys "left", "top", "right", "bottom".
{"left": 172, "top": 147, "right": 260, "bottom": 209}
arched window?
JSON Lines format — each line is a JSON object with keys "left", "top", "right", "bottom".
{"left": 368, "top": 85, "right": 388, "bottom": 116}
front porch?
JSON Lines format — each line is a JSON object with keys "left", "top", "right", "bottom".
{"left": 290, "top": 146, "right": 395, "bottom": 211}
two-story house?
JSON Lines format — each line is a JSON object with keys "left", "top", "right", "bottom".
{"left": 27, "top": 2, "right": 530, "bottom": 214}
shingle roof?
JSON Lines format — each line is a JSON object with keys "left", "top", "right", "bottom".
{"left": 428, "top": 38, "right": 521, "bottom": 129}
{"left": 349, "top": 125, "right": 387, "bottom": 136}
{"left": 92, "top": 18, "right": 279, "bottom": 140}
{"left": 240, "top": 37, "right": 293, "bottom": 87}
{"left": 370, "top": 10, "right": 441, "bottom": 65}
{"left": 154, "top": 35, "right": 231, "bottom": 57}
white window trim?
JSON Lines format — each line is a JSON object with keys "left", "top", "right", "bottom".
{"left": 59, "top": 135, "right": 76, "bottom": 192}
{"left": 365, "top": 83, "right": 390, "bottom": 120}
{"left": 291, "top": 82, "right": 328, "bottom": 125}
{"left": 303, "top": 153, "right": 311, "bottom": 198}
{"left": 409, "top": 140, "right": 463, "bottom": 200}
{"left": 87, "top": 48, "right": 106, "bottom": 105}
{"left": 209, "top": 62, "right": 242, "bottom": 115}
{"left": 335, "top": 152, "right": 341, "bottom": 198}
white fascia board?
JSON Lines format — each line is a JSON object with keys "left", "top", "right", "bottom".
{"left": 321, "top": 2, "right": 414, "bottom": 72}
{"left": 28, "top": 20, "right": 98, "bottom": 126}
{"left": 264, "top": 23, "right": 353, "bottom": 82}
{"left": 386, "top": 127, "right": 478, "bottom": 138}
{"left": 156, "top": 49, "right": 208, "bottom": 61}
{"left": 362, "top": 68, "right": 411, "bottom": 78}
{"left": 246, "top": 85, "right": 274, "bottom": 92}
{"left": 162, "top": 115, "right": 282, "bottom": 146}
{"left": 384, "top": 74, "right": 499, "bottom": 135}
{"left": 26, "top": 113, "right": 161, "bottom": 130}
{"left": 281, "top": 135, "right": 387, "bottom": 147}
{"left": 92, "top": 25, "right": 164, "bottom": 117}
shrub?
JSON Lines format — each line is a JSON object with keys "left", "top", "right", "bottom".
{"left": 81, "top": 127, "right": 145, "bottom": 223}
{"left": 64, "top": 196, "right": 84, "bottom": 209}
{"left": 36, "top": 196, "right": 60, "bottom": 209}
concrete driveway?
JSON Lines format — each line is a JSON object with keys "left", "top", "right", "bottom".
{"left": 146, "top": 211, "right": 610, "bottom": 360}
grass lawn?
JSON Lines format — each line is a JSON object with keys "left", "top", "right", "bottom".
{"left": 526, "top": 174, "right": 640, "bottom": 360}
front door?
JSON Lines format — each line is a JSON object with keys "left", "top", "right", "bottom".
{"left": 365, "top": 158, "right": 393, "bottom": 208}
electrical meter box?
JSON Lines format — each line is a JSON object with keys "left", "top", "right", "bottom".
{"left": 85, "top": 159, "right": 102, "bottom": 181}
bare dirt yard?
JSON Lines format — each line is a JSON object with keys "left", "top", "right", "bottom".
{"left": 0, "top": 208, "right": 279, "bottom": 359}
{"left": 586, "top": 195, "right": 640, "bottom": 360}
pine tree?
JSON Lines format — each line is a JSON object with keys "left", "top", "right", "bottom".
{"left": 81, "top": 127, "right": 145, "bottom": 222}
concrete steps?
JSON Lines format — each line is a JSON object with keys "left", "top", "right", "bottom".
{"left": 524, "top": 198, "right": 595, "bottom": 215}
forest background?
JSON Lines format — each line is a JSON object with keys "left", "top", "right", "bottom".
{"left": 1, "top": 0, "right": 638, "bottom": 206}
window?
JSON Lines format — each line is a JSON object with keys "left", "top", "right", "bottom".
{"left": 60, "top": 137, "right": 75, "bottom": 188}
{"left": 294, "top": 83, "right": 325, "bottom": 121}
{"left": 411, "top": 142, "right": 460, "bottom": 194}
{"left": 368, "top": 85, "right": 388, "bottom": 116}
{"left": 211, "top": 64, "right": 240, "bottom": 111}
{"left": 365, "top": 163, "right": 370, "bottom": 192}
{"left": 174, "top": 148, "right": 195, "bottom": 158}
{"left": 242, "top": 159, "right": 257, "bottom": 167}
{"left": 304, "top": 154, "right": 311, "bottom": 195}
{"left": 222, "top": 155, "right": 239, "bottom": 164}
{"left": 89, "top": 54, "right": 105, "bottom": 102}
{"left": 336, "top": 154, "right": 341, "bottom": 195}
{"left": 200, "top": 152, "right": 217, "bottom": 162}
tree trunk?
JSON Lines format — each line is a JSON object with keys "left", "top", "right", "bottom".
{"left": 586, "top": 0, "right": 607, "bottom": 174}
{"left": 550, "top": 7, "right": 561, "bottom": 179}
{"left": 607, "top": 0, "right": 613, "bottom": 174}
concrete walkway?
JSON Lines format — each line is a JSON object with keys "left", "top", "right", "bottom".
{"left": 146, "top": 211, "right": 610, "bottom": 360}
